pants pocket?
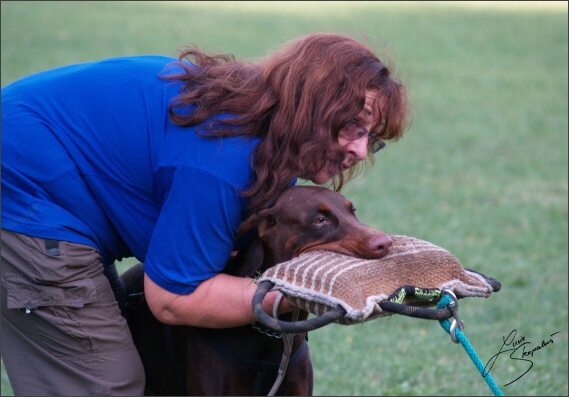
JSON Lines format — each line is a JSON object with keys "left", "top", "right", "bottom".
{"left": 6, "top": 272, "right": 97, "bottom": 311}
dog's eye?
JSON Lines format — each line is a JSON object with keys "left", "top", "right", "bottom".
{"left": 313, "top": 216, "right": 329, "bottom": 227}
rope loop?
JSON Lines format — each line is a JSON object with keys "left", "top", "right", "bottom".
{"left": 252, "top": 280, "right": 346, "bottom": 334}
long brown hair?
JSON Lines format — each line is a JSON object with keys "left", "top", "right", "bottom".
{"left": 161, "top": 33, "right": 410, "bottom": 212}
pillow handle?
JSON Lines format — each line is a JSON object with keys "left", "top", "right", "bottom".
{"left": 252, "top": 280, "right": 347, "bottom": 334}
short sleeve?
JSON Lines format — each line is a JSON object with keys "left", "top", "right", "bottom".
{"left": 144, "top": 166, "right": 249, "bottom": 294}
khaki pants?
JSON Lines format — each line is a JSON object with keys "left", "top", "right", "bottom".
{"left": 1, "top": 229, "right": 145, "bottom": 396}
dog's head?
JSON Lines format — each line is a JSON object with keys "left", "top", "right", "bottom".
{"left": 237, "top": 186, "right": 392, "bottom": 268}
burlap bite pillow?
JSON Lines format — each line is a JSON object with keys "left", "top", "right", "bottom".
{"left": 256, "top": 235, "right": 501, "bottom": 325}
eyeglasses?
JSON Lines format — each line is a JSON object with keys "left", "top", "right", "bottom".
{"left": 339, "top": 120, "right": 387, "bottom": 153}
{"left": 367, "top": 134, "right": 386, "bottom": 153}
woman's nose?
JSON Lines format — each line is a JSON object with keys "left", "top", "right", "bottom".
{"left": 344, "top": 137, "right": 369, "bottom": 162}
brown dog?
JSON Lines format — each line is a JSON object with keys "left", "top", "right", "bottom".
{"left": 121, "top": 185, "right": 392, "bottom": 395}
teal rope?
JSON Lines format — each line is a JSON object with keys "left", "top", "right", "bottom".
{"left": 437, "top": 295, "right": 504, "bottom": 396}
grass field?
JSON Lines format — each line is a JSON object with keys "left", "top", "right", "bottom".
{"left": 2, "top": 1, "right": 567, "bottom": 395}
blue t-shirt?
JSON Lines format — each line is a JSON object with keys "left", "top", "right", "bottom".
{"left": 1, "top": 55, "right": 264, "bottom": 294}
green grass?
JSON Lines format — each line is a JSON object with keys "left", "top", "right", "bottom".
{"left": 2, "top": 1, "right": 567, "bottom": 395}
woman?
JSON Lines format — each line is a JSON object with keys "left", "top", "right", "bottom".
{"left": 1, "top": 32, "right": 409, "bottom": 395}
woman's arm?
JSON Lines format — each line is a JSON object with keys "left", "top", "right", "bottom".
{"left": 144, "top": 272, "right": 292, "bottom": 328}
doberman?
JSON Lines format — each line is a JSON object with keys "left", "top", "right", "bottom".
{"left": 120, "top": 185, "right": 392, "bottom": 396}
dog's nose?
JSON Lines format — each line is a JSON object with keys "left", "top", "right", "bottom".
{"left": 368, "top": 234, "right": 392, "bottom": 258}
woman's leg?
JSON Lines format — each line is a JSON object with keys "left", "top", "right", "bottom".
{"left": 1, "top": 229, "right": 145, "bottom": 396}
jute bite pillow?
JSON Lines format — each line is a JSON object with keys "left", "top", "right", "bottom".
{"left": 256, "top": 235, "right": 501, "bottom": 325}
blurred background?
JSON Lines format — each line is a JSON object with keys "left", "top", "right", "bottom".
{"left": 2, "top": 1, "right": 567, "bottom": 395}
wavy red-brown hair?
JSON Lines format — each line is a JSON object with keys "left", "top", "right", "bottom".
{"left": 161, "top": 33, "right": 410, "bottom": 212}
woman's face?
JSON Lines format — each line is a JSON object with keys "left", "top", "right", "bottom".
{"left": 310, "top": 90, "right": 382, "bottom": 185}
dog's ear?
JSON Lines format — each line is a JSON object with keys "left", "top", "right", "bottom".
{"left": 224, "top": 234, "right": 266, "bottom": 277}
{"left": 229, "top": 208, "right": 278, "bottom": 277}
{"left": 238, "top": 208, "right": 276, "bottom": 238}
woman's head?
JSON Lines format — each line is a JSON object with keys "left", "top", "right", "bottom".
{"left": 258, "top": 33, "right": 409, "bottom": 188}
{"left": 165, "top": 32, "right": 410, "bottom": 211}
